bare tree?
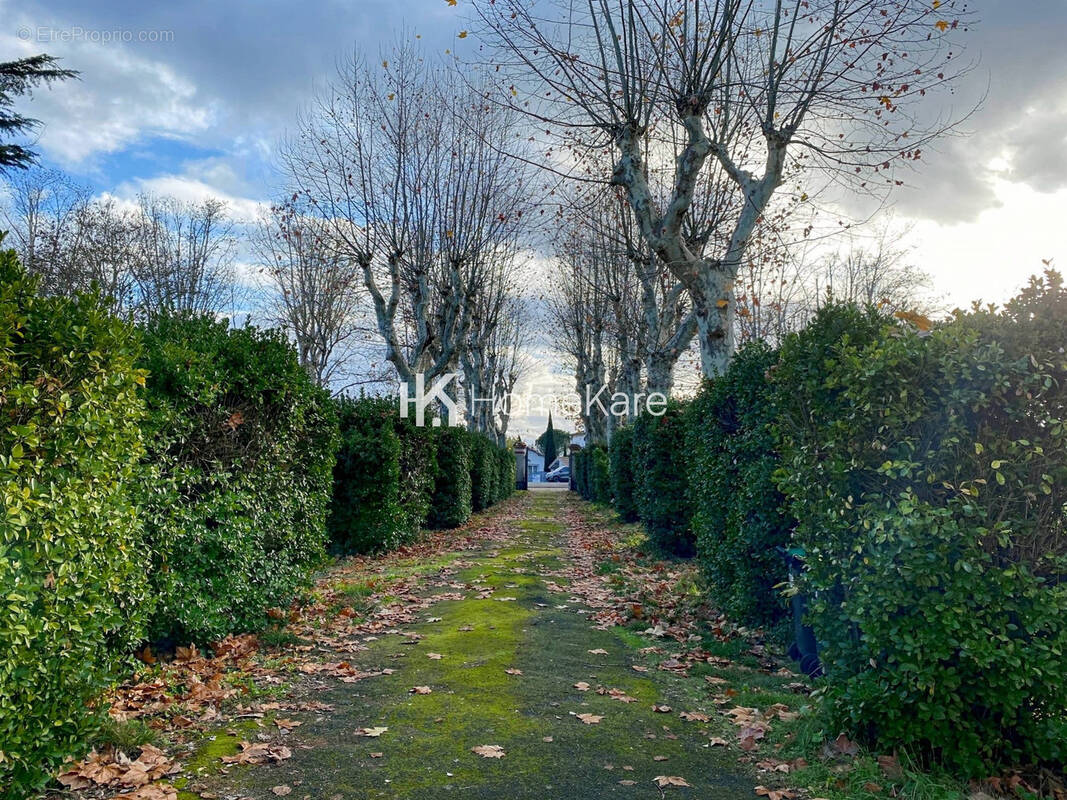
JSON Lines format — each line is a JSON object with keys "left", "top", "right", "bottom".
{"left": 130, "top": 193, "right": 237, "bottom": 318}
{"left": 1, "top": 166, "right": 89, "bottom": 289}
{"left": 252, "top": 199, "right": 370, "bottom": 389}
{"left": 463, "top": 285, "right": 533, "bottom": 445}
{"left": 1, "top": 167, "right": 140, "bottom": 309}
{"left": 548, "top": 222, "right": 612, "bottom": 443}
{"left": 811, "top": 223, "right": 935, "bottom": 313}
{"left": 476, "top": 0, "right": 971, "bottom": 376}
{"left": 282, "top": 40, "right": 537, "bottom": 406}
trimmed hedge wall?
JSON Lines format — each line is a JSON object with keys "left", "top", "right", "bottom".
{"left": 329, "top": 396, "right": 408, "bottom": 553}
{"left": 0, "top": 253, "right": 150, "bottom": 796}
{"left": 687, "top": 341, "right": 791, "bottom": 629}
{"left": 632, "top": 402, "right": 694, "bottom": 556}
{"left": 609, "top": 425, "right": 639, "bottom": 522}
{"left": 329, "top": 400, "right": 513, "bottom": 537}
{"left": 598, "top": 281, "right": 1067, "bottom": 775}
{"left": 1, "top": 246, "right": 517, "bottom": 796}
{"left": 776, "top": 289, "right": 1067, "bottom": 774}
{"left": 428, "top": 426, "right": 473, "bottom": 529}
{"left": 138, "top": 314, "right": 339, "bottom": 645}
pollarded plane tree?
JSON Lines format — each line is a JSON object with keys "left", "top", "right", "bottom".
{"left": 282, "top": 40, "right": 537, "bottom": 401}
{"left": 460, "top": 240, "right": 535, "bottom": 444}
{"left": 547, "top": 219, "right": 613, "bottom": 444}
{"left": 476, "top": 0, "right": 970, "bottom": 376}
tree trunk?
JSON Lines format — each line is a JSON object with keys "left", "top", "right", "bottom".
{"left": 688, "top": 265, "right": 735, "bottom": 379}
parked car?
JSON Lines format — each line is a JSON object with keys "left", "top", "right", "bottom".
{"left": 545, "top": 466, "right": 570, "bottom": 483}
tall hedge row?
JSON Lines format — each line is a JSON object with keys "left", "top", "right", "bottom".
{"left": 776, "top": 285, "right": 1067, "bottom": 774}
{"left": 330, "top": 403, "right": 514, "bottom": 540}
{"left": 595, "top": 278, "right": 1067, "bottom": 775}
{"left": 631, "top": 402, "right": 694, "bottom": 556}
{"left": 686, "top": 341, "right": 790, "bottom": 628}
{"left": 138, "top": 314, "right": 339, "bottom": 645}
{"left": 0, "top": 254, "right": 150, "bottom": 795}
{"left": 1, "top": 246, "right": 516, "bottom": 795}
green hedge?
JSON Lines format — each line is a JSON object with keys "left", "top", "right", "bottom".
{"left": 138, "top": 314, "right": 338, "bottom": 645}
{"left": 495, "top": 445, "right": 515, "bottom": 503}
{"left": 428, "top": 427, "right": 473, "bottom": 529}
{"left": 687, "top": 341, "right": 791, "bottom": 628}
{"left": 776, "top": 290, "right": 1067, "bottom": 773}
{"left": 590, "top": 445, "right": 611, "bottom": 504}
{"left": 469, "top": 433, "right": 498, "bottom": 512}
{"left": 396, "top": 415, "right": 438, "bottom": 533}
{"left": 0, "top": 252, "right": 150, "bottom": 795}
{"left": 609, "top": 425, "right": 639, "bottom": 522}
{"left": 632, "top": 402, "right": 694, "bottom": 556}
{"left": 329, "top": 396, "right": 409, "bottom": 553}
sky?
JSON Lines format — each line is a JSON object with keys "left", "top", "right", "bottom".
{"left": 4, "top": 0, "right": 1067, "bottom": 440}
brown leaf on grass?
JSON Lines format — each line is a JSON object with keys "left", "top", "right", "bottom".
{"left": 221, "top": 742, "right": 292, "bottom": 765}
{"left": 877, "top": 754, "right": 902, "bottom": 778}
{"left": 755, "top": 786, "right": 797, "bottom": 800}
{"left": 708, "top": 737, "right": 729, "bottom": 747}
{"left": 654, "top": 755, "right": 669, "bottom": 762}
{"left": 632, "top": 665, "right": 648, "bottom": 672}
{"left": 471, "top": 745, "right": 506, "bottom": 758}
{"left": 274, "top": 718, "right": 302, "bottom": 731}
{"left": 576, "top": 713, "right": 603, "bottom": 724}
{"left": 653, "top": 775, "right": 691, "bottom": 788}
{"left": 828, "top": 733, "right": 859, "bottom": 756}
{"left": 573, "top": 681, "right": 590, "bottom": 691}
{"left": 355, "top": 727, "right": 388, "bottom": 738}
{"left": 410, "top": 686, "right": 432, "bottom": 694}
{"left": 115, "top": 785, "right": 178, "bottom": 800}
{"left": 426, "top": 652, "right": 443, "bottom": 660}
{"left": 652, "top": 704, "right": 673, "bottom": 713}
{"left": 542, "top": 736, "right": 553, "bottom": 742}
{"left": 58, "top": 745, "right": 180, "bottom": 789}
{"left": 370, "top": 752, "right": 383, "bottom": 758}
{"left": 588, "top": 648, "right": 609, "bottom": 655}
{"left": 504, "top": 668, "right": 523, "bottom": 675}
{"left": 679, "top": 711, "right": 710, "bottom": 722}
{"left": 271, "top": 786, "right": 292, "bottom": 796}
{"left": 619, "top": 779, "right": 636, "bottom": 786}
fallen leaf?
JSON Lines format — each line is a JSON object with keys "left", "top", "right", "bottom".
{"left": 221, "top": 742, "right": 292, "bottom": 764}
{"left": 588, "top": 648, "right": 608, "bottom": 655}
{"left": 471, "top": 745, "right": 506, "bottom": 758}
{"left": 574, "top": 681, "right": 591, "bottom": 691}
{"left": 504, "top": 668, "right": 523, "bottom": 675}
{"left": 652, "top": 704, "right": 673, "bottom": 713}
{"left": 679, "top": 711, "right": 710, "bottom": 722}
{"left": 271, "top": 786, "right": 292, "bottom": 796}
{"left": 755, "top": 786, "right": 796, "bottom": 800}
{"left": 410, "top": 686, "right": 432, "bottom": 694}
{"left": 654, "top": 755, "right": 669, "bottom": 762}
{"left": 427, "top": 653, "right": 443, "bottom": 660}
{"left": 355, "top": 727, "right": 388, "bottom": 738}
{"left": 653, "top": 775, "right": 691, "bottom": 788}
{"left": 576, "top": 713, "right": 603, "bottom": 724}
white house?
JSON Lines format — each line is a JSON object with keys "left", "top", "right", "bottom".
{"left": 525, "top": 444, "right": 546, "bottom": 481}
